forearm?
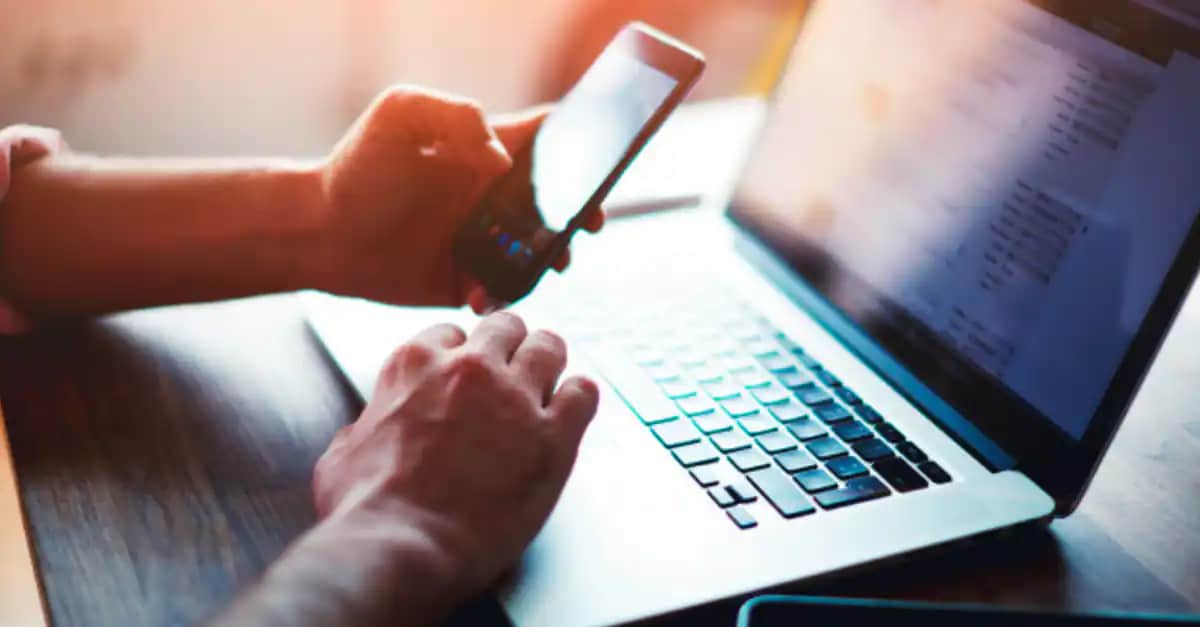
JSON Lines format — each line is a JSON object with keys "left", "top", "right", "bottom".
{"left": 0, "top": 154, "right": 329, "bottom": 318}
{"left": 210, "top": 504, "right": 472, "bottom": 627}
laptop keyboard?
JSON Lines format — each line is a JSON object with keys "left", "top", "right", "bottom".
{"left": 561, "top": 294, "right": 953, "bottom": 530}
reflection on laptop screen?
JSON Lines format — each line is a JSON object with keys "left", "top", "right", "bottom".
{"left": 733, "top": 0, "right": 1200, "bottom": 439}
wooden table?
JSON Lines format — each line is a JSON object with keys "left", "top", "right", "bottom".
{"left": 2, "top": 292, "right": 1198, "bottom": 627}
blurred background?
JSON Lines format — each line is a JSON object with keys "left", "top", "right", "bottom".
{"left": 0, "top": 0, "right": 803, "bottom": 158}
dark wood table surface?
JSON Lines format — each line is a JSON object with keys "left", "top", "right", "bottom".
{"left": 2, "top": 292, "right": 1198, "bottom": 627}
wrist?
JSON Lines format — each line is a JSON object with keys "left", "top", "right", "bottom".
{"left": 319, "top": 497, "right": 481, "bottom": 620}
{"left": 335, "top": 490, "right": 485, "bottom": 594}
{"left": 215, "top": 497, "right": 478, "bottom": 627}
{"left": 271, "top": 160, "right": 339, "bottom": 293}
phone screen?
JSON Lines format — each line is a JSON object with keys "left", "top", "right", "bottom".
{"left": 470, "top": 43, "right": 681, "bottom": 263}
{"left": 533, "top": 51, "right": 679, "bottom": 230}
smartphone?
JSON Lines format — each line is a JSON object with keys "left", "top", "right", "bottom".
{"left": 453, "top": 22, "right": 706, "bottom": 303}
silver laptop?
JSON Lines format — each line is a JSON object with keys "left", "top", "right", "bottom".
{"left": 308, "top": 1, "right": 1200, "bottom": 625}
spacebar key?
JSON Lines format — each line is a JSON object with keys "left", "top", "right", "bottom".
{"left": 583, "top": 342, "right": 680, "bottom": 425}
{"left": 747, "top": 467, "right": 815, "bottom": 518}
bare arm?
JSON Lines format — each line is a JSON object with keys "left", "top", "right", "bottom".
{"left": 210, "top": 504, "right": 469, "bottom": 627}
{"left": 1, "top": 157, "right": 324, "bottom": 317}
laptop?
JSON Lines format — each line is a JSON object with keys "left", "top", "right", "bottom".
{"left": 307, "top": 1, "right": 1200, "bottom": 625}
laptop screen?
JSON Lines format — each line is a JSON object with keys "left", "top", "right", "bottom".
{"left": 731, "top": 0, "right": 1200, "bottom": 442}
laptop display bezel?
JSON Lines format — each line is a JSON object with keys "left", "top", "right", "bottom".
{"left": 726, "top": 0, "right": 1200, "bottom": 513}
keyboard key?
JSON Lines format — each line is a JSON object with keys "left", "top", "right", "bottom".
{"left": 690, "top": 464, "right": 722, "bottom": 487}
{"left": 692, "top": 412, "right": 735, "bottom": 434}
{"left": 652, "top": 419, "right": 702, "bottom": 448}
{"left": 745, "top": 342, "right": 777, "bottom": 359}
{"left": 792, "top": 468, "right": 837, "bottom": 493}
{"left": 757, "top": 352, "right": 795, "bottom": 372}
{"left": 737, "top": 414, "right": 778, "bottom": 436}
{"left": 775, "top": 448, "right": 817, "bottom": 473}
{"left": 708, "top": 341, "right": 740, "bottom": 359}
{"left": 814, "top": 403, "right": 853, "bottom": 424}
{"left": 832, "top": 420, "right": 872, "bottom": 442}
{"left": 774, "top": 332, "right": 803, "bottom": 353}
{"left": 721, "top": 395, "right": 760, "bottom": 417}
{"left": 732, "top": 326, "right": 763, "bottom": 343}
{"left": 769, "top": 398, "right": 808, "bottom": 422}
{"left": 786, "top": 418, "right": 827, "bottom": 441}
{"left": 777, "top": 367, "right": 813, "bottom": 389}
{"left": 734, "top": 368, "right": 773, "bottom": 389}
{"left": 630, "top": 347, "right": 666, "bottom": 365}
{"left": 897, "top": 441, "right": 929, "bottom": 464}
{"left": 677, "top": 394, "right": 718, "bottom": 417}
{"left": 806, "top": 436, "right": 848, "bottom": 460}
{"left": 814, "top": 476, "right": 890, "bottom": 510}
{"left": 813, "top": 368, "right": 841, "bottom": 387}
{"left": 586, "top": 344, "right": 680, "bottom": 424}
{"left": 645, "top": 362, "right": 682, "bottom": 382}
{"left": 672, "top": 441, "right": 720, "bottom": 467}
{"left": 918, "top": 461, "right": 953, "bottom": 484}
{"left": 688, "top": 364, "right": 726, "bottom": 383}
{"left": 711, "top": 429, "right": 753, "bottom": 453}
{"left": 796, "top": 352, "right": 822, "bottom": 369}
{"left": 756, "top": 431, "right": 798, "bottom": 454}
{"left": 702, "top": 379, "right": 741, "bottom": 400}
{"left": 751, "top": 383, "right": 791, "bottom": 405}
{"left": 795, "top": 383, "right": 833, "bottom": 406}
{"left": 852, "top": 438, "right": 894, "bottom": 462}
{"left": 708, "top": 486, "right": 736, "bottom": 508}
{"left": 673, "top": 349, "right": 707, "bottom": 367}
{"left": 726, "top": 478, "right": 759, "bottom": 503}
{"left": 834, "top": 387, "right": 862, "bottom": 405}
{"left": 726, "top": 506, "right": 758, "bottom": 529}
{"left": 659, "top": 379, "right": 697, "bottom": 399}
{"left": 747, "top": 467, "right": 816, "bottom": 518}
{"left": 724, "top": 356, "right": 758, "bottom": 373}
{"left": 876, "top": 422, "right": 906, "bottom": 443}
{"left": 873, "top": 457, "right": 929, "bottom": 492}
{"left": 855, "top": 404, "right": 884, "bottom": 424}
{"left": 826, "top": 456, "right": 868, "bottom": 479}
{"left": 728, "top": 448, "right": 772, "bottom": 473}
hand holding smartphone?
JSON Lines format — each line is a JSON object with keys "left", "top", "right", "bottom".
{"left": 454, "top": 22, "right": 706, "bottom": 304}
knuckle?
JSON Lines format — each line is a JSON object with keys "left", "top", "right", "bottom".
{"left": 454, "top": 99, "right": 487, "bottom": 123}
{"left": 390, "top": 341, "right": 436, "bottom": 371}
{"left": 535, "top": 329, "right": 566, "bottom": 352}
{"left": 529, "top": 329, "right": 567, "bottom": 361}
{"left": 429, "top": 322, "right": 467, "bottom": 345}
{"left": 445, "top": 350, "right": 494, "bottom": 382}
{"left": 488, "top": 310, "right": 527, "bottom": 334}
{"left": 377, "top": 85, "right": 417, "bottom": 111}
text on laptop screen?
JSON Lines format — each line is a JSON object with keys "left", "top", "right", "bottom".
{"left": 732, "top": 0, "right": 1200, "bottom": 439}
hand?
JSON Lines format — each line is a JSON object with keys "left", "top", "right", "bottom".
{"left": 311, "top": 86, "right": 603, "bottom": 311}
{"left": 311, "top": 312, "right": 600, "bottom": 597}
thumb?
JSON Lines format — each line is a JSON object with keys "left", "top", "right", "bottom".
{"left": 2, "top": 125, "right": 67, "bottom": 166}
{"left": 491, "top": 105, "right": 552, "bottom": 156}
